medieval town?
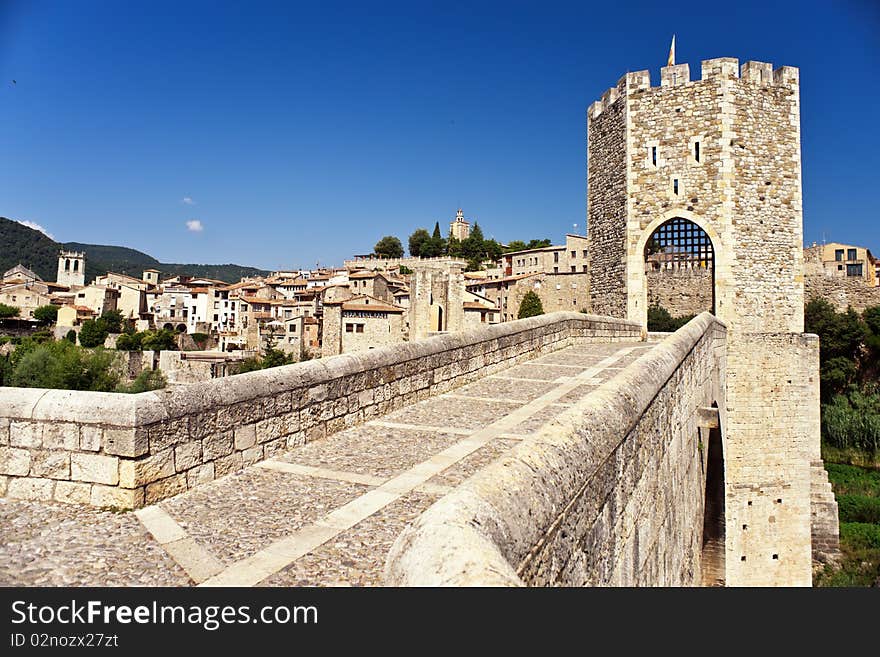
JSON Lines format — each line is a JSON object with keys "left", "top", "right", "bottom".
{"left": 1, "top": 4, "right": 879, "bottom": 603}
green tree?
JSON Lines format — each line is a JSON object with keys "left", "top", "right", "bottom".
{"left": 408, "top": 229, "right": 431, "bottom": 257}
{"left": 446, "top": 236, "right": 463, "bottom": 258}
{"left": 517, "top": 291, "right": 544, "bottom": 319}
{"left": 805, "top": 297, "right": 869, "bottom": 399}
{"left": 78, "top": 318, "right": 109, "bottom": 348}
{"left": 527, "top": 238, "right": 552, "bottom": 249}
{"left": 374, "top": 235, "right": 404, "bottom": 259}
{"left": 99, "top": 309, "right": 124, "bottom": 333}
{"left": 32, "top": 305, "right": 59, "bottom": 324}
{"left": 504, "top": 240, "right": 528, "bottom": 253}
{"left": 64, "top": 329, "right": 77, "bottom": 344}
{"left": 0, "top": 303, "right": 19, "bottom": 318}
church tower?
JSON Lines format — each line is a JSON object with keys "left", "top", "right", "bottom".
{"left": 449, "top": 208, "right": 470, "bottom": 241}
{"left": 57, "top": 250, "right": 85, "bottom": 288}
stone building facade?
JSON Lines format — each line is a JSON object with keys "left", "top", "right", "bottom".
{"left": 586, "top": 56, "right": 838, "bottom": 585}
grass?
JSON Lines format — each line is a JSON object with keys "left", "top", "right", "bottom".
{"left": 814, "top": 461, "right": 880, "bottom": 587}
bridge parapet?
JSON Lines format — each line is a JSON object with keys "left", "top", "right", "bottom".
{"left": 385, "top": 312, "right": 727, "bottom": 586}
{"left": 0, "top": 312, "right": 640, "bottom": 508}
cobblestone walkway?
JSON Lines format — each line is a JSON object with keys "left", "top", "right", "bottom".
{"left": 0, "top": 340, "right": 655, "bottom": 587}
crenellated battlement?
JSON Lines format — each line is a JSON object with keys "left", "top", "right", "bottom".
{"left": 588, "top": 57, "right": 799, "bottom": 119}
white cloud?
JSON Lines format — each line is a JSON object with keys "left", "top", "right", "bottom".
{"left": 16, "top": 219, "right": 54, "bottom": 240}
{"left": 186, "top": 219, "right": 204, "bottom": 233}
{"left": 181, "top": 197, "right": 195, "bottom": 206}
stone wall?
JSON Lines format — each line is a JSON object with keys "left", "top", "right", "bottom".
{"left": 805, "top": 274, "right": 880, "bottom": 313}
{"left": 0, "top": 312, "right": 642, "bottom": 509}
{"left": 647, "top": 267, "right": 713, "bottom": 317}
{"left": 723, "top": 333, "right": 830, "bottom": 585}
{"left": 586, "top": 81, "right": 627, "bottom": 318}
{"left": 385, "top": 313, "right": 726, "bottom": 586}
{"left": 507, "top": 272, "right": 591, "bottom": 318}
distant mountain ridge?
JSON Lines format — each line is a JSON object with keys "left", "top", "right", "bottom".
{"left": 1, "top": 217, "right": 269, "bottom": 284}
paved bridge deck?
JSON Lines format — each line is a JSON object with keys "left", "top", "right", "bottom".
{"left": 0, "top": 340, "right": 656, "bottom": 587}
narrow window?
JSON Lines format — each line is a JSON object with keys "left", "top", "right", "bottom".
{"left": 345, "top": 323, "right": 354, "bottom": 333}
{"left": 570, "top": 266, "right": 576, "bottom": 273}
{"left": 651, "top": 146, "right": 657, "bottom": 166}
{"left": 553, "top": 267, "right": 559, "bottom": 274}
{"left": 673, "top": 179, "right": 679, "bottom": 195}
{"left": 553, "top": 252, "right": 559, "bottom": 263}
{"left": 356, "top": 324, "right": 364, "bottom": 333}
{"left": 835, "top": 249, "right": 844, "bottom": 261}
{"left": 570, "top": 250, "right": 576, "bottom": 259}
{"left": 847, "top": 248, "right": 857, "bottom": 261}
{"left": 694, "top": 141, "right": 700, "bottom": 162}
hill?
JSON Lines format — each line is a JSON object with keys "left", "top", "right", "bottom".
{"left": 1, "top": 217, "right": 269, "bottom": 284}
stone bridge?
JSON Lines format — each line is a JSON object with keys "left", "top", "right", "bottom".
{"left": 0, "top": 310, "right": 835, "bottom": 586}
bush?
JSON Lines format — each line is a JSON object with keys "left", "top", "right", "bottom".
{"left": 840, "top": 522, "right": 880, "bottom": 551}
{"left": 8, "top": 341, "right": 121, "bottom": 391}
{"left": 78, "top": 318, "right": 109, "bottom": 348}
{"left": 191, "top": 332, "right": 210, "bottom": 347}
{"left": 32, "top": 305, "right": 59, "bottom": 324}
{"left": 117, "top": 368, "right": 166, "bottom": 394}
{"left": 647, "top": 304, "right": 694, "bottom": 332}
{"left": 115, "top": 332, "right": 143, "bottom": 351}
{"left": 837, "top": 495, "right": 880, "bottom": 524}
{"left": 0, "top": 303, "right": 19, "bottom": 318}
{"left": 64, "top": 329, "right": 77, "bottom": 344}
{"left": 141, "top": 329, "right": 178, "bottom": 351}
{"left": 517, "top": 291, "right": 544, "bottom": 319}
{"left": 826, "top": 462, "right": 880, "bottom": 497}
{"left": 821, "top": 392, "right": 880, "bottom": 453}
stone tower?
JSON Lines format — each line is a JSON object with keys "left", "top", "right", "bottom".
{"left": 409, "top": 261, "right": 465, "bottom": 340}
{"left": 57, "top": 250, "right": 85, "bottom": 288}
{"left": 586, "top": 57, "right": 838, "bottom": 586}
{"left": 449, "top": 209, "right": 470, "bottom": 241}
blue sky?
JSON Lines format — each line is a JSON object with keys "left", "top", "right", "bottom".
{"left": 1, "top": 0, "right": 878, "bottom": 270}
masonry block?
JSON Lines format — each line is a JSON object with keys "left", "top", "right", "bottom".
{"left": 7, "top": 477, "right": 54, "bottom": 501}
{"left": 104, "top": 427, "right": 148, "bottom": 458}
{"left": 10, "top": 422, "right": 43, "bottom": 448}
{"left": 71, "top": 453, "right": 119, "bottom": 485}
{"left": 92, "top": 484, "right": 144, "bottom": 509}
{"left": 30, "top": 450, "right": 71, "bottom": 480}
{"left": 54, "top": 481, "right": 92, "bottom": 504}
{"left": 0, "top": 446, "right": 31, "bottom": 476}
{"left": 119, "top": 449, "right": 174, "bottom": 488}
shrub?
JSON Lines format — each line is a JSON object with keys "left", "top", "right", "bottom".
{"left": 64, "top": 329, "right": 77, "bottom": 344}
{"left": 826, "top": 462, "right": 880, "bottom": 497}
{"left": 191, "top": 332, "right": 210, "bottom": 347}
{"left": 8, "top": 341, "right": 120, "bottom": 391}
{"left": 141, "top": 329, "right": 178, "bottom": 351}
{"left": 115, "top": 332, "right": 143, "bottom": 351}
{"left": 517, "top": 291, "right": 544, "bottom": 319}
{"left": 837, "top": 495, "right": 880, "bottom": 524}
{"left": 821, "top": 392, "right": 880, "bottom": 453}
{"left": 840, "top": 522, "right": 880, "bottom": 551}
{"left": 117, "top": 368, "right": 166, "bottom": 394}
{"left": 647, "top": 304, "right": 694, "bottom": 332}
